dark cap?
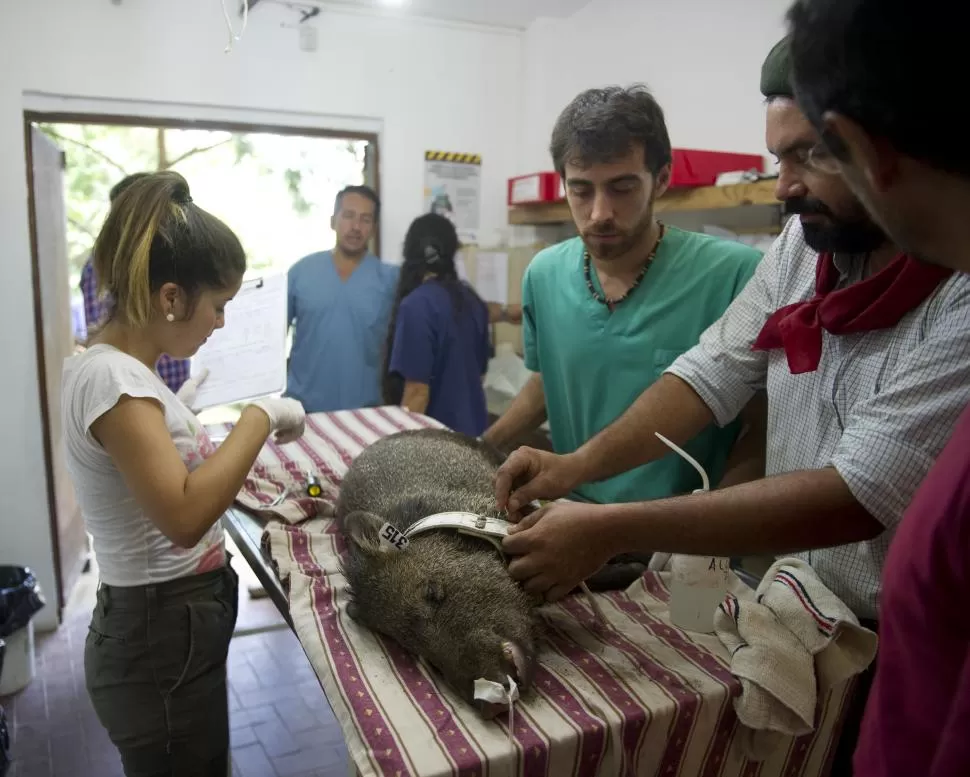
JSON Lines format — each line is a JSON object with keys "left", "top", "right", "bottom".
{"left": 760, "top": 36, "right": 793, "bottom": 99}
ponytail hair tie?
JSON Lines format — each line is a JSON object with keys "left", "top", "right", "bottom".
{"left": 172, "top": 185, "right": 193, "bottom": 205}
{"left": 422, "top": 241, "right": 442, "bottom": 266}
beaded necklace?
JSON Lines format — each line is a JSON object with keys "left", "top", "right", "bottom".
{"left": 584, "top": 223, "right": 666, "bottom": 311}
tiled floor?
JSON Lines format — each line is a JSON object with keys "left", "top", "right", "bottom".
{"left": 0, "top": 540, "right": 349, "bottom": 777}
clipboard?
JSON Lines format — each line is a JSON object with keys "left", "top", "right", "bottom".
{"left": 189, "top": 273, "right": 288, "bottom": 410}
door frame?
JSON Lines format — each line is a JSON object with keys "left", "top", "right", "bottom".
{"left": 22, "top": 110, "right": 381, "bottom": 612}
{"left": 23, "top": 110, "right": 382, "bottom": 255}
{"left": 23, "top": 121, "right": 70, "bottom": 616}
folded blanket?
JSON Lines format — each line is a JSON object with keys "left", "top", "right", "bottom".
{"left": 238, "top": 465, "right": 336, "bottom": 524}
{"left": 714, "top": 557, "right": 878, "bottom": 760}
{"left": 715, "top": 592, "right": 817, "bottom": 759}
{"left": 758, "top": 557, "right": 878, "bottom": 691}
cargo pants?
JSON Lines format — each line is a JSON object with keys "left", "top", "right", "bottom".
{"left": 84, "top": 562, "right": 239, "bottom": 777}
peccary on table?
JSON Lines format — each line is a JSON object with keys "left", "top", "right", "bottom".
{"left": 336, "top": 428, "right": 652, "bottom": 718}
{"left": 335, "top": 428, "right": 539, "bottom": 718}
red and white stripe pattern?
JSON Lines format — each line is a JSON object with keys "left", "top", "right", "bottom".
{"left": 228, "top": 407, "right": 853, "bottom": 777}
{"left": 770, "top": 570, "right": 838, "bottom": 638}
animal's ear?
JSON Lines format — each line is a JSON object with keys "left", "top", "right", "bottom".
{"left": 343, "top": 511, "right": 387, "bottom": 555}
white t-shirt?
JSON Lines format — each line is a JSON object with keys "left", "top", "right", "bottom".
{"left": 61, "top": 344, "right": 225, "bottom": 586}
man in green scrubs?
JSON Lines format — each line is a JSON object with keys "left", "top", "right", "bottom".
{"left": 484, "top": 85, "right": 764, "bottom": 504}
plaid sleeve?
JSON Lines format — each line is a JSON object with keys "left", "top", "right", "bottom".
{"left": 80, "top": 259, "right": 105, "bottom": 328}
{"left": 830, "top": 281, "right": 970, "bottom": 529}
{"left": 156, "top": 356, "right": 191, "bottom": 394}
{"left": 665, "top": 230, "right": 786, "bottom": 427}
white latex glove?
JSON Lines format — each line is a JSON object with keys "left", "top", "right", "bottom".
{"left": 175, "top": 367, "right": 210, "bottom": 414}
{"left": 248, "top": 397, "right": 306, "bottom": 445}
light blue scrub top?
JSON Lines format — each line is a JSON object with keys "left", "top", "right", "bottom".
{"left": 286, "top": 251, "right": 400, "bottom": 412}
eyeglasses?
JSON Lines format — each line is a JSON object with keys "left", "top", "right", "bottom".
{"left": 779, "top": 142, "right": 842, "bottom": 176}
{"left": 806, "top": 143, "right": 841, "bottom": 174}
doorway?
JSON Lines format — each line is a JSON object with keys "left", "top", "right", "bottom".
{"left": 23, "top": 110, "right": 380, "bottom": 619}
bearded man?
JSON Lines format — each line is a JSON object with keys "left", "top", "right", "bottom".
{"left": 495, "top": 45, "right": 970, "bottom": 773}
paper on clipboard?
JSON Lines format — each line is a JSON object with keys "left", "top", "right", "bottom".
{"left": 190, "top": 273, "right": 287, "bottom": 410}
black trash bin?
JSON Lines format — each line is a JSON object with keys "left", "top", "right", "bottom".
{"left": 0, "top": 636, "right": 9, "bottom": 777}
{"left": 0, "top": 566, "right": 46, "bottom": 697}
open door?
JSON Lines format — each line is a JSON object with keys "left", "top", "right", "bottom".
{"left": 363, "top": 140, "right": 381, "bottom": 258}
{"left": 25, "top": 123, "right": 88, "bottom": 619}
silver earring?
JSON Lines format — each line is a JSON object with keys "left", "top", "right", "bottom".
{"left": 166, "top": 313, "right": 175, "bottom": 322}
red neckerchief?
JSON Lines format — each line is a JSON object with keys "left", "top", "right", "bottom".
{"left": 753, "top": 252, "right": 952, "bottom": 374}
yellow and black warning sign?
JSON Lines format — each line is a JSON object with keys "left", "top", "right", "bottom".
{"left": 424, "top": 149, "right": 482, "bottom": 243}
{"left": 425, "top": 150, "right": 482, "bottom": 165}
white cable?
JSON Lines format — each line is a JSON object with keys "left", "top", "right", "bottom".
{"left": 221, "top": 0, "right": 250, "bottom": 53}
{"left": 474, "top": 676, "right": 519, "bottom": 749}
{"left": 655, "top": 432, "right": 710, "bottom": 492}
{"left": 579, "top": 582, "right": 607, "bottom": 624}
{"left": 650, "top": 432, "right": 713, "bottom": 572}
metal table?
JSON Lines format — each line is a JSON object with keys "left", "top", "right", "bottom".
{"left": 222, "top": 507, "right": 292, "bottom": 629}
{"left": 223, "top": 508, "right": 360, "bottom": 775}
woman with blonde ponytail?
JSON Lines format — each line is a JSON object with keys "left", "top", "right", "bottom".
{"left": 61, "top": 171, "right": 306, "bottom": 776}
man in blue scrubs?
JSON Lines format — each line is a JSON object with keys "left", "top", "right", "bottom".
{"left": 286, "top": 186, "right": 399, "bottom": 412}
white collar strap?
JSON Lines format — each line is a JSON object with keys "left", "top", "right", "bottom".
{"left": 404, "top": 512, "right": 512, "bottom": 557}
{"left": 404, "top": 509, "right": 608, "bottom": 625}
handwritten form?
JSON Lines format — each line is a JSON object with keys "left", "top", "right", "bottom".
{"left": 190, "top": 273, "right": 287, "bottom": 410}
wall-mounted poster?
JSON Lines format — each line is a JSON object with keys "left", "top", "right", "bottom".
{"left": 423, "top": 150, "right": 482, "bottom": 245}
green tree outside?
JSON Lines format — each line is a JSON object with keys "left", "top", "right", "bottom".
{"left": 38, "top": 123, "right": 369, "bottom": 290}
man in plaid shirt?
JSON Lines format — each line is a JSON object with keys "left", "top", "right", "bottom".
{"left": 78, "top": 173, "right": 191, "bottom": 394}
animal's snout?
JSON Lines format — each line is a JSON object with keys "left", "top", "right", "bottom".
{"left": 502, "top": 640, "right": 532, "bottom": 689}
{"left": 474, "top": 639, "right": 532, "bottom": 720}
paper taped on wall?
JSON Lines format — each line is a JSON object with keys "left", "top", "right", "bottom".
{"left": 475, "top": 252, "right": 509, "bottom": 305}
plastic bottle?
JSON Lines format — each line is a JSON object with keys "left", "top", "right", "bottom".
{"left": 668, "top": 554, "right": 732, "bottom": 633}
{"left": 654, "top": 434, "right": 731, "bottom": 634}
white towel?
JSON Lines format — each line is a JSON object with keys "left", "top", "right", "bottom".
{"left": 713, "top": 557, "right": 878, "bottom": 761}
{"left": 647, "top": 551, "right": 672, "bottom": 571}
{"left": 714, "top": 592, "right": 817, "bottom": 759}
{"left": 758, "top": 557, "right": 878, "bottom": 691}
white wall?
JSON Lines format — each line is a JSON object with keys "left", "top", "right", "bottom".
{"left": 518, "top": 0, "right": 793, "bottom": 174}
{"left": 1, "top": 0, "right": 792, "bottom": 630}
{"left": 0, "top": 0, "right": 523, "bottom": 630}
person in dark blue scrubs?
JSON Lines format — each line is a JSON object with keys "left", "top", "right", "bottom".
{"left": 383, "top": 214, "right": 491, "bottom": 437}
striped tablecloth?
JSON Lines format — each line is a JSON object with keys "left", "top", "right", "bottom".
{"left": 216, "top": 407, "right": 852, "bottom": 777}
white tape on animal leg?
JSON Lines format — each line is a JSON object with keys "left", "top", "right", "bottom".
{"left": 474, "top": 675, "right": 519, "bottom": 747}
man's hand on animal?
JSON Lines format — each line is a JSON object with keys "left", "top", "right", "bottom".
{"left": 494, "top": 447, "right": 584, "bottom": 518}
{"left": 503, "top": 501, "right": 617, "bottom": 602}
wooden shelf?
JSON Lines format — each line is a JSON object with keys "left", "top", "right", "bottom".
{"left": 508, "top": 178, "right": 781, "bottom": 226}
